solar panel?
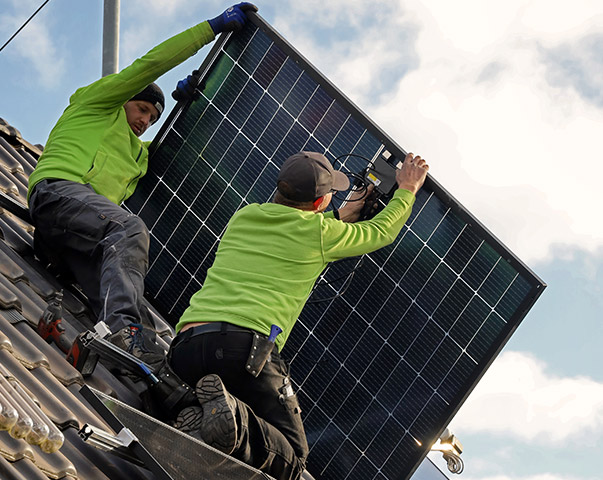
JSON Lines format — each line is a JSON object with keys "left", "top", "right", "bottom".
{"left": 125, "top": 13, "right": 545, "bottom": 480}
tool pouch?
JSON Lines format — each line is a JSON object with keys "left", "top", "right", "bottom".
{"left": 245, "top": 332, "right": 275, "bottom": 377}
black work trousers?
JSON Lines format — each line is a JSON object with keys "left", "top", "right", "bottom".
{"left": 28, "top": 180, "right": 150, "bottom": 332}
{"left": 168, "top": 326, "right": 309, "bottom": 480}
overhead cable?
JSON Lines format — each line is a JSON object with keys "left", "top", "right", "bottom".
{"left": 0, "top": 0, "right": 52, "bottom": 53}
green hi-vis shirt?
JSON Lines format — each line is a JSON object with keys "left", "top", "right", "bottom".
{"left": 176, "top": 189, "right": 416, "bottom": 351}
{"left": 27, "top": 22, "right": 215, "bottom": 205}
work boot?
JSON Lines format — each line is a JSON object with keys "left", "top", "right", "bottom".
{"left": 107, "top": 323, "right": 165, "bottom": 372}
{"left": 173, "top": 406, "right": 204, "bottom": 439}
{"left": 195, "top": 374, "right": 238, "bottom": 454}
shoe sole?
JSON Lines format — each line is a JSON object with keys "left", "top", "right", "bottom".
{"left": 174, "top": 406, "right": 204, "bottom": 433}
{"left": 195, "top": 374, "right": 237, "bottom": 454}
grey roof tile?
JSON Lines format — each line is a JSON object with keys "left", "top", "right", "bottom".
{"left": 2, "top": 211, "right": 33, "bottom": 238}
{"left": 0, "top": 350, "right": 79, "bottom": 430}
{"left": 0, "top": 132, "right": 39, "bottom": 181}
{"left": 0, "top": 138, "right": 27, "bottom": 175}
{"left": 0, "top": 118, "right": 275, "bottom": 479}
{"left": 3, "top": 457, "right": 52, "bottom": 480}
{"left": 14, "top": 151, "right": 35, "bottom": 178}
{"left": 6, "top": 281, "right": 44, "bottom": 327}
{"left": 0, "top": 241, "right": 57, "bottom": 301}
{"left": 30, "top": 366, "right": 111, "bottom": 431}
{"left": 0, "top": 453, "right": 31, "bottom": 480}
{"left": 0, "top": 313, "right": 49, "bottom": 369}
{"left": 0, "top": 329, "right": 12, "bottom": 351}
{"left": 1, "top": 311, "right": 83, "bottom": 386}
{"left": 0, "top": 217, "right": 32, "bottom": 255}
{"left": 13, "top": 326, "right": 82, "bottom": 387}
{"left": 0, "top": 173, "right": 18, "bottom": 196}
{"left": 54, "top": 289, "right": 91, "bottom": 322}
{"left": 28, "top": 442, "right": 77, "bottom": 479}
{"left": 0, "top": 246, "right": 26, "bottom": 283}
{"left": 0, "top": 433, "right": 35, "bottom": 462}
{"left": 0, "top": 281, "right": 20, "bottom": 310}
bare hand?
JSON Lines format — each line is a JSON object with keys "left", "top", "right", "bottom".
{"left": 396, "top": 153, "right": 429, "bottom": 195}
{"left": 337, "top": 185, "right": 374, "bottom": 223}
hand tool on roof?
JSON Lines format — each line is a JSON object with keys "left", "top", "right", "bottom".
{"left": 37, "top": 290, "right": 72, "bottom": 354}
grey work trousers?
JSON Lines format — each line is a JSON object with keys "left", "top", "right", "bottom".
{"left": 29, "top": 179, "right": 150, "bottom": 331}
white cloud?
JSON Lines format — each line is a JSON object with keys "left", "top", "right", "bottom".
{"left": 272, "top": 0, "right": 417, "bottom": 103}
{"left": 457, "top": 475, "right": 590, "bottom": 480}
{"left": 119, "top": 1, "right": 221, "bottom": 69}
{"left": 521, "top": 0, "right": 603, "bottom": 39}
{"left": 14, "top": 0, "right": 601, "bottom": 262}
{"left": 387, "top": 45, "right": 603, "bottom": 261}
{"left": 0, "top": 1, "right": 65, "bottom": 87}
{"left": 122, "top": 0, "right": 193, "bottom": 18}
{"left": 449, "top": 351, "right": 603, "bottom": 444}
{"left": 274, "top": 0, "right": 603, "bottom": 262}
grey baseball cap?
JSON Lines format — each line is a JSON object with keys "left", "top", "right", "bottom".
{"left": 277, "top": 151, "right": 349, "bottom": 202}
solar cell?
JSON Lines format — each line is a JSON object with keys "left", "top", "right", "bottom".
{"left": 126, "top": 13, "right": 545, "bottom": 480}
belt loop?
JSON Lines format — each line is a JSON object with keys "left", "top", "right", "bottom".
{"left": 220, "top": 322, "right": 227, "bottom": 335}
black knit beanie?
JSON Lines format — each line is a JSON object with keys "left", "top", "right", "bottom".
{"left": 130, "top": 83, "right": 165, "bottom": 118}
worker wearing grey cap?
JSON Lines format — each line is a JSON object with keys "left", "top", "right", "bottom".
{"left": 168, "top": 150, "right": 429, "bottom": 480}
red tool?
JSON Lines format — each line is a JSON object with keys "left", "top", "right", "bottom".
{"left": 37, "top": 290, "right": 72, "bottom": 354}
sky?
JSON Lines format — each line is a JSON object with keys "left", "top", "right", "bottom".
{"left": 1, "top": 1, "right": 602, "bottom": 479}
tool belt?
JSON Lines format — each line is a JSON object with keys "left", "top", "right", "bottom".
{"left": 176, "top": 322, "right": 278, "bottom": 378}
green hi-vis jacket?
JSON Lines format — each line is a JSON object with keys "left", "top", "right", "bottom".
{"left": 176, "top": 189, "right": 416, "bottom": 352}
{"left": 28, "top": 22, "right": 215, "bottom": 205}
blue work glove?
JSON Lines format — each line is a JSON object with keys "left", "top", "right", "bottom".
{"left": 208, "top": 3, "right": 258, "bottom": 35}
{"left": 172, "top": 69, "right": 202, "bottom": 102}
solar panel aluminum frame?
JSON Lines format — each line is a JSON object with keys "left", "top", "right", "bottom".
{"left": 130, "top": 11, "right": 546, "bottom": 480}
{"left": 80, "top": 385, "right": 276, "bottom": 480}
{"left": 80, "top": 385, "right": 173, "bottom": 480}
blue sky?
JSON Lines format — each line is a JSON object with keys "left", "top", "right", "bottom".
{"left": 2, "top": 1, "right": 603, "bottom": 479}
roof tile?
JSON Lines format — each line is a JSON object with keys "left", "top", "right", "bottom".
{"left": 0, "top": 434, "right": 35, "bottom": 462}
{"left": 0, "top": 241, "right": 56, "bottom": 301}
{"left": 0, "top": 173, "right": 18, "bottom": 196}
{"left": 11, "top": 320, "right": 83, "bottom": 387}
{"left": 29, "top": 366, "right": 111, "bottom": 431}
{"left": 3, "top": 456, "right": 52, "bottom": 480}
{"left": 0, "top": 350, "right": 79, "bottom": 429}
{"left": 30, "top": 444, "right": 77, "bottom": 479}
{"left": 0, "top": 118, "right": 279, "bottom": 478}
{"left": 0, "top": 454, "right": 31, "bottom": 480}
{"left": 0, "top": 313, "right": 49, "bottom": 369}
{"left": 0, "top": 282, "right": 20, "bottom": 310}
{"left": 0, "top": 246, "right": 26, "bottom": 283}
{"left": 0, "top": 139, "right": 26, "bottom": 175}
{"left": 5, "top": 282, "right": 43, "bottom": 327}
{"left": 0, "top": 217, "right": 32, "bottom": 255}
{"left": 0, "top": 329, "right": 12, "bottom": 351}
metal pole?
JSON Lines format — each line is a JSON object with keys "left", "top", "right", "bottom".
{"left": 102, "top": 0, "right": 120, "bottom": 76}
